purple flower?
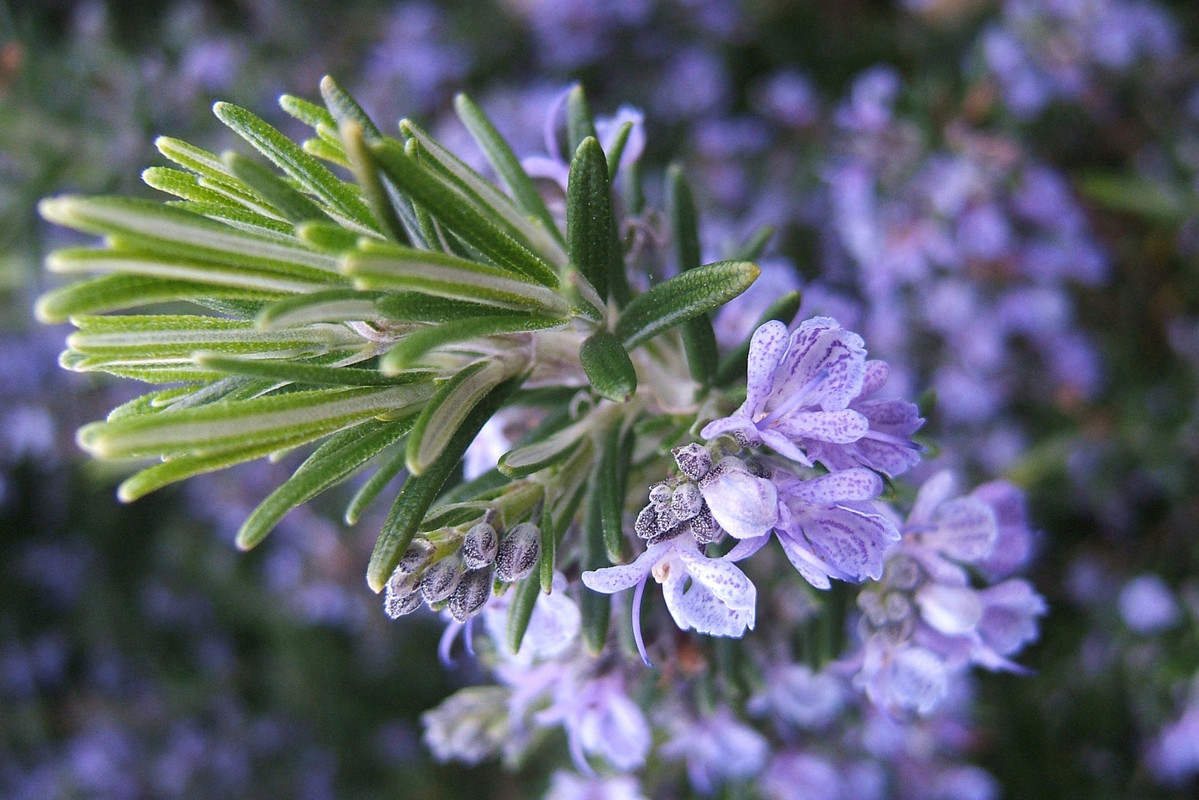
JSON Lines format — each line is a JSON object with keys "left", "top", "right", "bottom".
{"left": 660, "top": 707, "right": 769, "bottom": 795}
{"left": 534, "top": 673, "right": 651, "bottom": 775}
{"left": 545, "top": 771, "right": 650, "bottom": 800}
{"left": 702, "top": 318, "right": 921, "bottom": 474}
{"left": 582, "top": 534, "right": 757, "bottom": 662}
{"left": 726, "top": 468, "right": 900, "bottom": 590}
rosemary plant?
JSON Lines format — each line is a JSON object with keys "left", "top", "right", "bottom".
{"left": 36, "top": 78, "right": 768, "bottom": 651}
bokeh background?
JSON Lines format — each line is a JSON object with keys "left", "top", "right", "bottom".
{"left": 2, "top": 1, "right": 1198, "bottom": 797}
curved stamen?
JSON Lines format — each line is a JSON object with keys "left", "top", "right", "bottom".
{"left": 632, "top": 573, "right": 653, "bottom": 668}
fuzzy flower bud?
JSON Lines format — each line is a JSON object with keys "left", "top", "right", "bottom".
{"left": 460, "top": 522, "right": 499, "bottom": 569}
{"left": 449, "top": 566, "right": 495, "bottom": 622}
{"left": 496, "top": 522, "right": 541, "bottom": 582}
{"left": 421, "top": 554, "right": 466, "bottom": 603}
{"left": 673, "top": 443, "right": 712, "bottom": 481}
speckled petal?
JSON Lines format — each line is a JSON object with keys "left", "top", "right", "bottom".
{"left": 776, "top": 408, "right": 870, "bottom": 444}
{"left": 677, "top": 545, "right": 757, "bottom": 610}
{"left": 745, "top": 320, "right": 790, "bottom": 412}
{"left": 581, "top": 546, "right": 665, "bottom": 594}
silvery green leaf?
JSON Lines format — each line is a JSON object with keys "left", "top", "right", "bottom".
{"left": 236, "top": 418, "right": 414, "bottom": 549}
{"left": 78, "top": 383, "right": 433, "bottom": 460}
{"left": 34, "top": 274, "right": 266, "bottom": 324}
{"left": 213, "top": 101, "right": 376, "bottom": 234}
{"left": 567, "top": 137, "right": 614, "bottom": 302}
{"left": 278, "top": 93, "right": 338, "bottom": 133}
{"left": 497, "top": 415, "right": 589, "bottom": 478}
{"left": 40, "top": 197, "right": 343, "bottom": 277}
{"left": 225, "top": 152, "right": 330, "bottom": 224}
{"left": 154, "top": 136, "right": 243, "bottom": 191}
{"left": 343, "top": 241, "right": 570, "bottom": 316}
{"left": 579, "top": 329, "right": 637, "bottom": 403}
{"left": 256, "top": 288, "right": 384, "bottom": 329}
{"left": 380, "top": 314, "right": 566, "bottom": 374}
{"left": 193, "top": 353, "right": 433, "bottom": 388}
{"left": 142, "top": 166, "right": 237, "bottom": 207}
{"left": 374, "top": 292, "right": 521, "bottom": 324}
{"left": 340, "top": 122, "right": 409, "bottom": 244}
{"left": 453, "top": 93, "right": 563, "bottom": 248}
{"left": 506, "top": 572, "right": 543, "bottom": 655}
{"left": 168, "top": 201, "right": 295, "bottom": 237}
{"left": 294, "top": 221, "right": 362, "bottom": 253}
{"left": 343, "top": 443, "right": 409, "bottom": 525}
{"left": 566, "top": 84, "right": 597, "bottom": 154}
{"left": 319, "top": 75, "right": 382, "bottom": 140}
{"left": 405, "top": 360, "right": 512, "bottom": 475}
{"left": 368, "top": 139, "right": 559, "bottom": 287}
{"left": 301, "top": 137, "right": 350, "bottom": 170}
{"left": 599, "top": 418, "right": 634, "bottom": 562}
{"left": 367, "top": 375, "right": 523, "bottom": 592}
{"left": 400, "top": 119, "right": 568, "bottom": 267}
{"left": 667, "top": 164, "right": 719, "bottom": 384}
{"left": 615, "top": 259, "right": 760, "bottom": 350}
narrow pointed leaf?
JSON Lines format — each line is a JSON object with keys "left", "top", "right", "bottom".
{"left": 344, "top": 443, "right": 409, "bottom": 525}
{"left": 615, "top": 260, "right": 760, "bottom": 350}
{"left": 117, "top": 427, "right": 332, "bottom": 502}
{"left": 498, "top": 416, "right": 589, "bottom": 478}
{"left": 193, "top": 353, "right": 433, "bottom": 387}
{"left": 731, "top": 225, "right": 775, "bottom": 261}
{"left": 256, "top": 288, "right": 383, "bottom": 329}
{"left": 35, "top": 274, "right": 267, "bottom": 324}
{"left": 401, "top": 119, "right": 568, "bottom": 266}
{"left": 237, "top": 418, "right": 414, "bottom": 549}
{"left": 453, "top": 93, "right": 563, "bottom": 246}
{"left": 579, "top": 330, "right": 637, "bottom": 403}
{"left": 341, "top": 121, "right": 409, "bottom": 243}
{"left": 566, "top": 85, "right": 597, "bottom": 154}
{"left": 225, "top": 152, "right": 330, "bottom": 223}
{"left": 39, "top": 197, "right": 343, "bottom": 275}
{"left": 604, "top": 121, "right": 634, "bottom": 180}
{"left": 405, "top": 360, "right": 509, "bottom": 475}
{"left": 581, "top": 479, "right": 611, "bottom": 655}
{"left": 599, "top": 418, "right": 634, "bottom": 562}
{"left": 506, "top": 572, "right": 543, "bottom": 655}
{"left": 343, "top": 242, "right": 570, "bottom": 316}
{"left": 79, "top": 384, "right": 433, "bottom": 459}
{"left": 567, "top": 137, "right": 614, "bottom": 301}
{"left": 367, "top": 375, "right": 523, "bottom": 591}
{"left": 212, "top": 101, "right": 376, "bottom": 232}
{"left": 374, "top": 292, "right": 524, "bottom": 324}
{"left": 667, "top": 164, "right": 719, "bottom": 384}
{"left": 279, "top": 94, "right": 338, "bottom": 132}
{"left": 319, "top": 74, "right": 382, "bottom": 139}
{"left": 143, "top": 167, "right": 238, "bottom": 207}
{"left": 369, "top": 139, "right": 559, "bottom": 286}
{"left": 381, "top": 315, "right": 565, "bottom": 374}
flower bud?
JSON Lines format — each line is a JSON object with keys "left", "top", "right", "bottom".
{"left": 648, "top": 482, "right": 673, "bottom": 510}
{"left": 421, "top": 554, "right": 465, "bottom": 603}
{"left": 384, "top": 584, "right": 424, "bottom": 619}
{"left": 672, "top": 443, "right": 711, "bottom": 481}
{"left": 495, "top": 522, "right": 541, "bottom": 582}
{"left": 670, "top": 482, "right": 703, "bottom": 521}
{"left": 634, "top": 505, "right": 659, "bottom": 539}
{"left": 460, "top": 522, "right": 499, "bottom": 569}
{"left": 689, "top": 504, "right": 722, "bottom": 544}
{"left": 449, "top": 566, "right": 494, "bottom": 622}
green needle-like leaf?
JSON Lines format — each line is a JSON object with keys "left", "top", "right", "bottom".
{"left": 405, "top": 360, "right": 511, "bottom": 475}
{"left": 256, "top": 288, "right": 384, "bottom": 329}
{"left": 506, "top": 572, "right": 543, "bottom": 655}
{"left": 213, "top": 101, "right": 376, "bottom": 233}
{"left": 343, "top": 443, "right": 409, "bottom": 525}
{"left": 615, "top": 259, "right": 760, "bottom": 350}
{"left": 35, "top": 274, "right": 266, "bottom": 324}
{"left": 566, "top": 85, "right": 598, "bottom": 154}
{"left": 498, "top": 416, "right": 590, "bottom": 478}
{"left": 579, "top": 330, "right": 638, "bottom": 403}
{"left": 567, "top": 137, "right": 614, "bottom": 301}
{"left": 237, "top": 418, "right": 414, "bottom": 549}
{"left": 380, "top": 315, "right": 565, "bottom": 374}
{"left": 319, "top": 74, "right": 382, "bottom": 140}
{"left": 369, "top": 139, "right": 560, "bottom": 287}
{"left": 225, "top": 152, "right": 331, "bottom": 224}
{"left": 453, "top": 93, "right": 564, "bottom": 248}
{"left": 340, "top": 121, "right": 410, "bottom": 244}
{"left": 79, "top": 384, "right": 433, "bottom": 460}
{"left": 599, "top": 418, "right": 634, "bottom": 563}
{"left": 581, "top": 478, "right": 611, "bottom": 655}
{"left": 343, "top": 241, "right": 570, "bottom": 316}
{"left": 366, "top": 375, "right": 523, "bottom": 592}
{"left": 667, "top": 164, "right": 719, "bottom": 384}
{"left": 193, "top": 353, "right": 433, "bottom": 387}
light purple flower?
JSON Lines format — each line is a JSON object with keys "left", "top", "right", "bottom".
{"left": 534, "top": 673, "right": 651, "bottom": 775}
{"left": 702, "top": 318, "right": 921, "bottom": 474}
{"left": 544, "top": 771, "right": 650, "bottom": 800}
{"left": 725, "top": 468, "right": 899, "bottom": 590}
{"left": 582, "top": 534, "right": 757, "bottom": 662}
{"left": 660, "top": 707, "right": 769, "bottom": 795}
